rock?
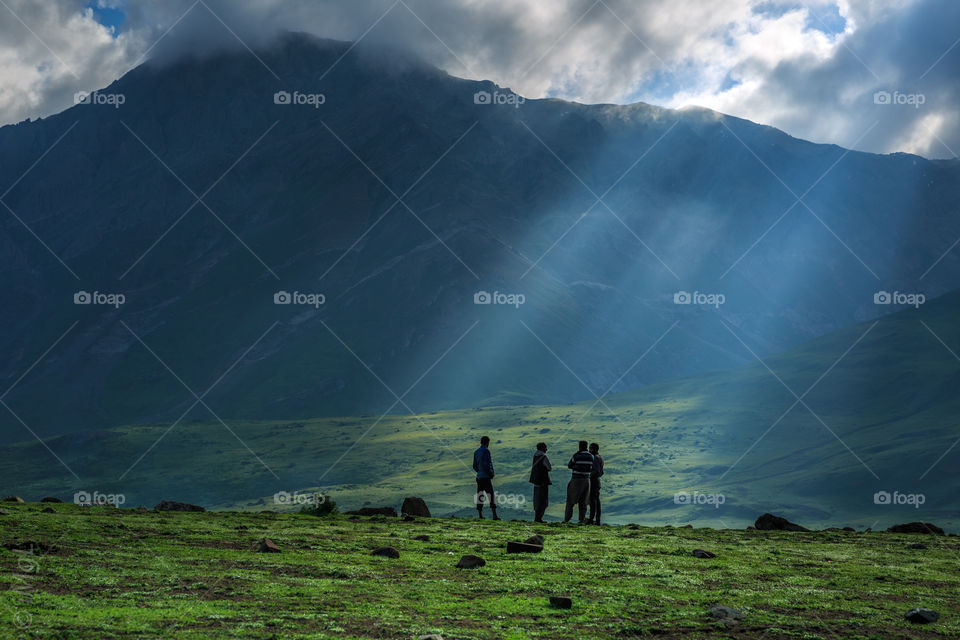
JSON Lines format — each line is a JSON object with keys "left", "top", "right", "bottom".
{"left": 401, "top": 497, "right": 431, "bottom": 518}
{"left": 842, "top": 527, "right": 855, "bottom": 532}
{"left": 746, "top": 525, "right": 755, "bottom": 530}
{"left": 136, "top": 506, "right": 149, "bottom": 512}
{"left": 709, "top": 605, "right": 744, "bottom": 621}
{"left": 549, "top": 596, "right": 573, "bottom": 609}
{"left": 886, "top": 522, "right": 945, "bottom": 535}
{"left": 524, "top": 534, "right": 545, "bottom": 546}
{"left": 0, "top": 508, "right": 7, "bottom": 515}
{"left": 680, "top": 524, "right": 693, "bottom": 529}
{"left": 412, "top": 535, "right": 430, "bottom": 541}
{"left": 906, "top": 543, "right": 927, "bottom": 550}
{"left": 344, "top": 507, "right": 398, "bottom": 517}
{"left": 154, "top": 500, "right": 205, "bottom": 512}
{"left": 41, "top": 507, "right": 56, "bottom": 513}
{"left": 693, "top": 549, "right": 716, "bottom": 558}
{"left": 455, "top": 554, "right": 485, "bottom": 568}
{"left": 754, "top": 513, "right": 809, "bottom": 532}
{"left": 256, "top": 538, "right": 281, "bottom": 553}
{"left": 417, "top": 635, "right": 444, "bottom": 640}
{"left": 506, "top": 541, "right": 543, "bottom": 554}
{"left": 40, "top": 497, "right": 63, "bottom": 503}
{"left": 3, "top": 496, "right": 24, "bottom": 503}
{"left": 371, "top": 546, "right": 400, "bottom": 558}
{"left": 904, "top": 608, "right": 939, "bottom": 624}
{"left": 627, "top": 523, "right": 640, "bottom": 530}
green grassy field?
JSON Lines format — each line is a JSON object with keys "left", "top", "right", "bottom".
{"left": 0, "top": 502, "right": 956, "bottom": 639}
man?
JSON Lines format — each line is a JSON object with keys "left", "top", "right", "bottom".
{"left": 472, "top": 435, "right": 499, "bottom": 520}
{"left": 563, "top": 440, "right": 594, "bottom": 523}
{"left": 586, "top": 442, "right": 604, "bottom": 525}
{"left": 528, "top": 442, "right": 552, "bottom": 522}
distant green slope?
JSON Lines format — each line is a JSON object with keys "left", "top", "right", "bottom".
{"left": 3, "top": 291, "right": 959, "bottom": 530}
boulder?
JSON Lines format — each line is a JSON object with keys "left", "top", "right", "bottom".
{"left": 371, "top": 546, "right": 400, "bottom": 558}
{"left": 401, "top": 497, "right": 431, "bottom": 518}
{"left": 524, "top": 534, "right": 545, "bottom": 546}
{"left": 40, "top": 497, "right": 63, "bottom": 503}
{"left": 549, "top": 596, "right": 573, "bottom": 609}
{"left": 506, "top": 541, "right": 543, "bottom": 554}
{"left": 693, "top": 549, "right": 716, "bottom": 558}
{"left": 154, "top": 500, "right": 205, "bottom": 512}
{"left": 344, "top": 507, "right": 398, "bottom": 517}
{"left": 754, "top": 513, "right": 809, "bottom": 532}
{"left": 455, "top": 554, "right": 485, "bottom": 568}
{"left": 905, "top": 608, "right": 939, "bottom": 624}
{"left": 3, "top": 496, "right": 24, "bottom": 503}
{"left": 886, "top": 522, "right": 945, "bottom": 535}
{"left": 256, "top": 538, "right": 281, "bottom": 553}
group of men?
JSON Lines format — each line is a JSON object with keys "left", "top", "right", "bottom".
{"left": 472, "top": 436, "right": 604, "bottom": 524}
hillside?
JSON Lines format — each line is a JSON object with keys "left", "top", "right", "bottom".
{"left": 1, "top": 33, "right": 960, "bottom": 438}
{"left": 0, "top": 504, "right": 956, "bottom": 639}
{"left": 2, "top": 289, "right": 958, "bottom": 531}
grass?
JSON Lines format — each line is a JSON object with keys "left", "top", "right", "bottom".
{"left": 1, "top": 502, "right": 957, "bottom": 638}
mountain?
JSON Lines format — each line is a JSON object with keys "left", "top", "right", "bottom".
{"left": 1, "top": 33, "right": 959, "bottom": 438}
{"left": 2, "top": 288, "right": 958, "bottom": 530}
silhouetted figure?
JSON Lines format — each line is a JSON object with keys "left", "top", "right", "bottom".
{"left": 473, "top": 435, "right": 499, "bottom": 520}
{"left": 563, "top": 440, "right": 594, "bottom": 523}
{"left": 529, "top": 442, "right": 552, "bottom": 522}
{"left": 586, "top": 442, "right": 604, "bottom": 525}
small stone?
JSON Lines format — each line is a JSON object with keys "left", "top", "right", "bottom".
{"left": 693, "top": 549, "right": 716, "bottom": 558}
{"left": 3, "top": 496, "right": 25, "bottom": 503}
{"left": 905, "top": 608, "right": 939, "bottom": 624}
{"left": 136, "top": 506, "right": 149, "bottom": 512}
{"left": 710, "top": 605, "right": 744, "bottom": 621}
{"left": 506, "top": 541, "right": 543, "bottom": 554}
{"left": 524, "top": 534, "right": 545, "bottom": 546}
{"left": 40, "top": 497, "right": 63, "bottom": 503}
{"left": 754, "top": 513, "right": 808, "bottom": 532}
{"left": 416, "top": 635, "right": 444, "bottom": 640}
{"left": 154, "top": 500, "right": 205, "bottom": 512}
{"left": 455, "top": 554, "right": 485, "bottom": 569}
{"left": 343, "top": 507, "right": 397, "bottom": 517}
{"left": 371, "top": 546, "right": 400, "bottom": 558}
{"left": 906, "top": 543, "right": 927, "bottom": 550}
{"left": 256, "top": 538, "right": 281, "bottom": 553}
{"left": 0, "top": 508, "right": 8, "bottom": 515}
{"left": 41, "top": 507, "right": 56, "bottom": 513}
{"left": 412, "top": 535, "right": 430, "bottom": 541}
{"left": 549, "top": 596, "right": 572, "bottom": 609}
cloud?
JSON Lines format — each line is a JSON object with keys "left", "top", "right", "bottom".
{"left": 0, "top": 0, "right": 957, "bottom": 158}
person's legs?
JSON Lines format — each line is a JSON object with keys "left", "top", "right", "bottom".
{"left": 577, "top": 479, "right": 590, "bottom": 523}
{"left": 594, "top": 489, "right": 601, "bottom": 525}
{"left": 487, "top": 481, "right": 500, "bottom": 520}
{"left": 587, "top": 485, "right": 600, "bottom": 524}
{"left": 475, "top": 479, "right": 486, "bottom": 518}
{"left": 533, "top": 485, "right": 546, "bottom": 522}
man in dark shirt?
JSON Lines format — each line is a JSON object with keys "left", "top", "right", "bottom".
{"left": 563, "top": 440, "right": 594, "bottom": 523}
{"left": 529, "top": 442, "right": 552, "bottom": 522}
{"left": 472, "top": 435, "right": 499, "bottom": 520}
{"left": 586, "top": 442, "right": 604, "bottom": 525}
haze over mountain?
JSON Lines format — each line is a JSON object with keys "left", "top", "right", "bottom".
{"left": 1, "top": 33, "right": 958, "bottom": 440}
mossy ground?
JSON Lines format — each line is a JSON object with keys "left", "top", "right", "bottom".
{"left": 1, "top": 502, "right": 956, "bottom": 639}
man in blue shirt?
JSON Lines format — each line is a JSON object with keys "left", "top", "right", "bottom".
{"left": 473, "top": 435, "right": 499, "bottom": 520}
